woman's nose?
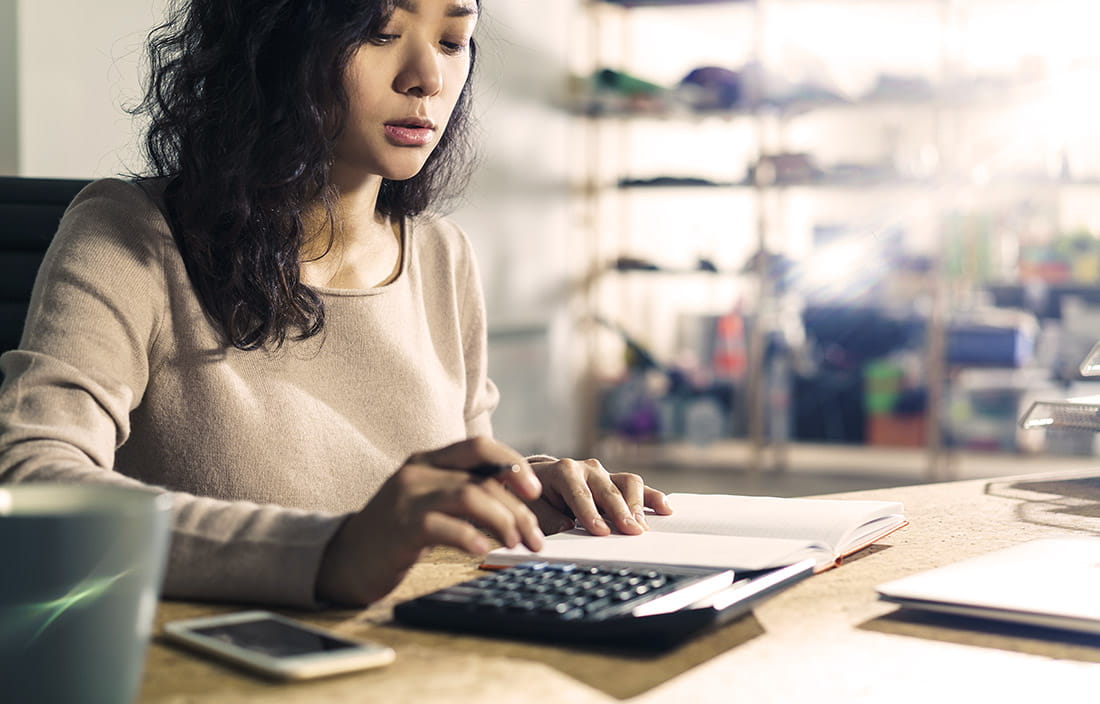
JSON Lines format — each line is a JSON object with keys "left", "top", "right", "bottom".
{"left": 394, "top": 43, "right": 443, "bottom": 97}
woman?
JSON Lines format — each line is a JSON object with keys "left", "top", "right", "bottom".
{"left": 0, "top": 0, "right": 671, "bottom": 607}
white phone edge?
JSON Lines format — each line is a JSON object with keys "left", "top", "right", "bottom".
{"left": 161, "top": 609, "right": 396, "bottom": 680}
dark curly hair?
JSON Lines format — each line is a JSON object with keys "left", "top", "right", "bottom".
{"left": 133, "top": 0, "right": 480, "bottom": 350}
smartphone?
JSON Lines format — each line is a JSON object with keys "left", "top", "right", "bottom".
{"left": 162, "top": 610, "right": 395, "bottom": 680}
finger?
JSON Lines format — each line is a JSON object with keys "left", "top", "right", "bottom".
{"left": 435, "top": 482, "right": 527, "bottom": 550}
{"left": 421, "top": 511, "right": 492, "bottom": 555}
{"left": 526, "top": 499, "right": 577, "bottom": 535}
{"left": 484, "top": 462, "right": 541, "bottom": 503}
{"left": 480, "top": 480, "right": 545, "bottom": 551}
{"left": 399, "top": 463, "right": 540, "bottom": 550}
{"left": 543, "top": 460, "right": 607, "bottom": 535}
{"left": 586, "top": 466, "right": 643, "bottom": 535}
{"left": 428, "top": 479, "right": 548, "bottom": 551}
{"left": 644, "top": 486, "right": 673, "bottom": 515}
{"left": 611, "top": 472, "right": 649, "bottom": 529}
{"left": 547, "top": 459, "right": 634, "bottom": 536}
{"left": 414, "top": 436, "right": 541, "bottom": 501}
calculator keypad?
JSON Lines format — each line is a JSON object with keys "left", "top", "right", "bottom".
{"left": 396, "top": 561, "right": 732, "bottom": 628}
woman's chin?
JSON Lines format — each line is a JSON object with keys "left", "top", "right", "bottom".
{"left": 381, "top": 164, "right": 429, "bottom": 182}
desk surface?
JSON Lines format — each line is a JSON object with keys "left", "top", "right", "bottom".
{"left": 139, "top": 469, "right": 1100, "bottom": 703}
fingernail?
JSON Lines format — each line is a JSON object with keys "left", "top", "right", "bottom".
{"left": 634, "top": 511, "right": 648, "bottom": 529}
{"left": 623, "top": 517, "right": 640, "bottom": 531}
{"left": 593, "top": 517, "right": 609, "bottom": 533}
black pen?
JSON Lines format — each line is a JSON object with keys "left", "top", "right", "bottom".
{"left": 465, "top": 462, "right": 519, "bottom": 478}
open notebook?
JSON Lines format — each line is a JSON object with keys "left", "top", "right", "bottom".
{"left": 485, "top": 492, "right": 905, "bottom": 573}
{"left": 877, "top": 537, "right": 1100, "bottom": 634}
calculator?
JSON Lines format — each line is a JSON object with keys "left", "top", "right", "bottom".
{"left": 393, "top": 559, "right": 815, "bottom": 646}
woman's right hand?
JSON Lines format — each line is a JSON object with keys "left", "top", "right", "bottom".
{"left": 314, "top": 436, "right": 544, "bottom": 606}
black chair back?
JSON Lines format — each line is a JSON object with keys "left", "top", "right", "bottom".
{"left": 0, "top": 177, "right": 92, "bottom": 359}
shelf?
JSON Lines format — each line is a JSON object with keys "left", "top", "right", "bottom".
{"left": 603, "top": 266, "right": 740, "bottom": 277}
{"left": 569, "top": 71, "right": 1095, "bottom": 122}
{"left": 609, "top": 177, "right": 1100, "bottom": 192}
{"left": 570, "top": 93, "right": 1036, "bottom": 121}
{"left": 616, "top": 177, "right": 913, "bottom": 190}
{"left": 592, "top": 0, "right": 749, "bottom": 7}
{"left": 583, "top": 259, "right": 745, "bottom": 288}
{"left": 618, "top": 177, "right": 738, "bottom": 188}
{"left": 569, "top": 99, "right": 846, "bottom": 121}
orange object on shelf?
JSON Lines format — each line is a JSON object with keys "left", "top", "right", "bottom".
{"left": 867, "top": 414, "right": 927, "bottom": 448}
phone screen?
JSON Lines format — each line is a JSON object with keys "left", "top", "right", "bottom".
{"left": 191, "top": 617, "right": 359, "bottom": 657}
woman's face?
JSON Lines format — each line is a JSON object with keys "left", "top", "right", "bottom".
{"left": 333, "top": 0, "right": 478, "bottom": 183}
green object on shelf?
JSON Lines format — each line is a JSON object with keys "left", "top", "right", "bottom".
{"left": 864, "top": 360, "right": 903, "bottom": 414}
{"left": 593, "top": 68, "right": 665, "bottom": 96}
{"left": 597, "top": 0, "right": 748, "bottom": 7}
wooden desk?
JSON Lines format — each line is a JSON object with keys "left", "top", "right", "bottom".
{"left": 139, "top": 469, "right": 1100, "bottom": 703}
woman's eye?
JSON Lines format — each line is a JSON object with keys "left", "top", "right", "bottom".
{"left": 441, "top": 39, "right": 469, "bottom": 55}
{"left": 369, "top": 32, "right": 399, "bottom": 45}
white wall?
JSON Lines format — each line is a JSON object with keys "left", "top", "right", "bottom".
{"left": 0, "top": 0, "right": 18, "bottom": 174}
{"left": 15, "top": 0, "right": 166, "bottom": 177}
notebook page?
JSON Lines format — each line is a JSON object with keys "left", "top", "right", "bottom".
{"left": 647, "top": 494, "right": 904, "bottom": 553}
{"left": 487, "top": 529, "right": 834, "bottom": 571}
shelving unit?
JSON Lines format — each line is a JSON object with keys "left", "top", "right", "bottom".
{"left": 576, "top": 0, "right": 772, "bottom": 471}
{"left": 573, "top": 0, "right": 1100, "bottom": 476}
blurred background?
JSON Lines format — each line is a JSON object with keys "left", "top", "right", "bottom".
{"left": 5, "top": 0, "right": 1100, "bottom": 495}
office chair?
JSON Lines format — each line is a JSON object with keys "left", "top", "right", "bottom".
{"left": 0, "top": 176, "right": 92, "bottom": 362}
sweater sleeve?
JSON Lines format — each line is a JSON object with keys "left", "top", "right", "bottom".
{"left": 451, "top": 222, "right": 500, "bottom": 439}
{"left": 0, "top": 180, "right": 343, "bottom": 608}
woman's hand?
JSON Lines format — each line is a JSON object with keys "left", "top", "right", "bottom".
{"left": 525, "top": 457, "right": 673, "bottom": 537}
{"left": 315, "top": 436, "right": 544, "bottom": 606}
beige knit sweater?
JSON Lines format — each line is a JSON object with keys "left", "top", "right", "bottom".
{"left": 0, "top": 179, "right": 501, "bottom": 607}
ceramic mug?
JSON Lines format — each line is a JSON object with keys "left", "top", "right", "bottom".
{"left": 0, "top": 484, "right": 173, "bottom": 703}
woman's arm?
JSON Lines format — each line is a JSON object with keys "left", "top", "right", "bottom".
{"left": 0, "top": 180, "right": 345, "bottom": 607}
{"left": 451, "top": 221, "right": 499, "bottom": 439}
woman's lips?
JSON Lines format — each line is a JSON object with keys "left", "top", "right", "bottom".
{"left": 384, "top": 123, "right": 435, "bottom": 146}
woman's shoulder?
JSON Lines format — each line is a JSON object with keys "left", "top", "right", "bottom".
{"left": 408, "top": 214, "right": 475, "bottom": 262}
{"left": 411, "top": 212, "right": 469, "bottom": 241}
{"left": 58, "top": 177, "right": 173, "bottom": 248}
{"left": 65, "top": 177, "right": 170, "bottom": 228}
{"left": 46, "top": 177, "right": 176, "bottom": 275}
{"left": 406, "top": 214, "right": 480, "bottom": 286}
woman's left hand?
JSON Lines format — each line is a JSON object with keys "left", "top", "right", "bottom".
{"left": 525, "top": 458, "right": 673, "bottom": 536}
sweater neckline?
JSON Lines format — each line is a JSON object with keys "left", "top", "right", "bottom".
{"left": 308, "top": 218, "right": 410, "bottom": 298}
